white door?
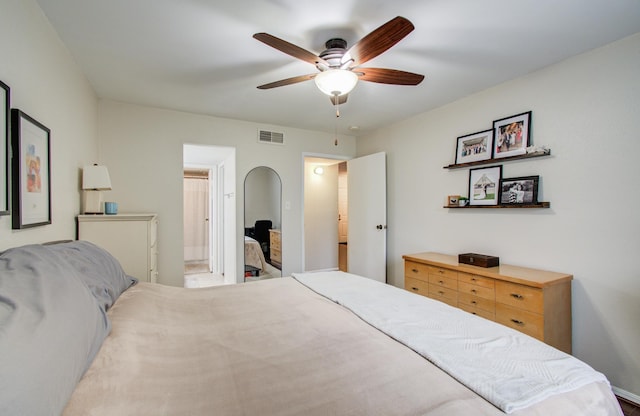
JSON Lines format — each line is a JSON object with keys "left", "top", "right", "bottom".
{"left": 347, "top": 152, "right": 387, "bottom": 282}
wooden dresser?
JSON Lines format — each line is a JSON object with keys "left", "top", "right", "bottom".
{"left": 269, "top": 229, "right": 282, "bottom": 269}
{"left": 403, "top": 252, "right": 572, "bottom": 353}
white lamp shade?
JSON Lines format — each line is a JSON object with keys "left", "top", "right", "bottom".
{"left": 82, "top": 165, "right": 112, "bottom": 190}
{"left": 314, "top": 69, "right": 358, "bottom": 97}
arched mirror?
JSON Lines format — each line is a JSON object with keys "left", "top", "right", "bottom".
{"left": 244, "top": 166, "right": 282, "bottom": 282}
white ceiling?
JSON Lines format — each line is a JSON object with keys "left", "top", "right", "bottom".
{"left": 35, "top": 0, "right": 640, "bottom": 136}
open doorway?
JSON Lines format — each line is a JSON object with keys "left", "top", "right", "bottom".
{"left": 184, "top": 168, "right": 211, "bottom": 275}
{"left": 183, "top": 144, "right": 236, "bottom": 288}
{"left": 303, "top": 153, "right": 387, "bottom": 280}
{"left": 338, "top": 161, "right": 348, "bottom": 271}
{"left": 303, "top": 156, "right": 347, "bottom": 272}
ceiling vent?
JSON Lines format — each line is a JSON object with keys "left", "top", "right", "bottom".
{"left": 258, "top": 129, "right": 284, "bottom": 145}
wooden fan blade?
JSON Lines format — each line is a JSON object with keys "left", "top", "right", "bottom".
{"left": 253, "top": 33, "right": 329, "bottom": 67}
{"left": 257, "top": 73, "right": 317, "bottom": 89}
{"left": 357, "top": 68, "right": 424, "bottom": 85}
{"left": 330, "top": 94, "right": 348, "bottom": 105}
{"left": 342, "top": 16, "right": 414, "bottom": 67}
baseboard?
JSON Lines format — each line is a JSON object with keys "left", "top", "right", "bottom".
{"left": 613, "top": 386, "right": 640, "bottom": 406}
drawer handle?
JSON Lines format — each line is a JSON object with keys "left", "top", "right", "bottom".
{"left": 471, "top": 300, "right": 477, "bottom": 305}
{"left": 438, "top": 270, "right": 445, "bottom": 274}
{"left": 471, "top": 277, "right": 477, "bottom": 281}
{"left": 411, "top": 287, "right": 419, "bottom": 291}
{"left": 438, "top": 280, "right": 444, "bottom": 284}
{"left": 510, "top": 293, "right": 524, "bottom": 300}
{"left": 470, "top": 289, "right": 477, "bottom": 294}
{"left": 438, "top": 290, "right": 445, "bottom": 295}
{"left": 511, "top": 319, "right": 525, "bottom": 326}
{"left": 412, "top": 268, "right": 419, "bottom": 273}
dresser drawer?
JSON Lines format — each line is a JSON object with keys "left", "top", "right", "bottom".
{"left": 405, "top": 261, "right": 430, "bottom": 282}
{"left": 495, "top": 281, "right": 543, "bottom": 314}
{"left": 428, "top": 265, "right": 457, "bottom": 280}
{"left": 428, "top": 274, "right": 457, "bottom": 290}
{"left": 458, "top": 272, "right": 495, "bottom": 289}
{"left": 458, "top": 291, "right": 495, "bottom": 313}
{"left": 459, "top": 302, "right": 495, "bottom": 320}
{"left": 405, "top": 276, "right": 429, "bottom": 297}
{"left": 402, "top": 252, "right": 572, "bottom": 353}
{"left": 458, "top": 281, "right": 495, "bottom": 301}
{"left": 269, "top": 231, "right": 281, "bottom": 249}
{"left": 495, "top": 303, "right": 544, "bottom": 340}
{"left": 428, "top": 284, "right": 458, "bottom": 306}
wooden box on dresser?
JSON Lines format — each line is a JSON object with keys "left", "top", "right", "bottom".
{"left": 77, "top": 213, "right": 158, "bottom": 283}
{"left": 403, "top": 252, "right": 573, "bottom": 354}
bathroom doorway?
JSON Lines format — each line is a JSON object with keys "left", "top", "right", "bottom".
{"left": 183, "top": 168, "right": 211, "bottom": 275}
{"left": 183, "top": 144, "right": 236, "bottom": 287}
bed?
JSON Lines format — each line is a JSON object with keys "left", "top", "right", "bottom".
{"left": 244, "top": 235, "right": 281, "bottom": 280}
{"left": 0, "top": 241, "right": 623, "bottom": 415}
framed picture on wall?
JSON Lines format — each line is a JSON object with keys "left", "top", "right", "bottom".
{"left": 11, "top": 109, "right": 52, "bottom": 229}
{"left": 492, "top": 111, "right": 532, "bottom": 159}
{"left": 499, "top": 175, "right": 539, "bottom": 205}
{"left": 454, "top": 129, "right": 493, "bottom": 165}
{"left": 0, "top": 80, "right": 9, "bottom": 216}
{"left": 468, "top": 165, "right": 502, "bottom": 206}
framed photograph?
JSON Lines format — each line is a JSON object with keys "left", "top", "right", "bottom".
{"left": 11, "top": 109, "right": 51, "bottom": 229}
{"left": 468, "top": 165, "right": 502, "bottom": 206}
{"left": 493, "top": 111, "right": 531, "bottom": 159}
{"left": 455, "top": 129, "right": 493, "bottom": 164}
{"left": 500, "top": 175, "right": 539, "bottom": 205}
{"left": 0, "top": 80, "right": 9, "bottom": 216}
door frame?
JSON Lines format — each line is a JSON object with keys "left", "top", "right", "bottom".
{"left": 183, "top": 144, "right": 236, "bottom": 282}
{"left": 300, "top": 152, "right": 350, "bottom": 272}
{"left": 183, "top": 164, "right": 216, "bottom": 273}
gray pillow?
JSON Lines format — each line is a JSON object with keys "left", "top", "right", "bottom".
{"left": 0, "top": 244, "right": 110, "bottom": 416}
{"left": 47, "top": 240, "right": 137, "bottom": 312}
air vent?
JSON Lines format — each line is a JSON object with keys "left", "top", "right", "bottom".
{"left": 258, "top": 129, "right": 284, "bottom": 145}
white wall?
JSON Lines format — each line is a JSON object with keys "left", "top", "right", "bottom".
{"left": 97, "top": 100, "right": 356, "bottom": 286}
{"left": 357, "top": 33, "right": 640, "bottom": 398}
{"left": 0, "top": 0, "right": 98, "bottom": 250}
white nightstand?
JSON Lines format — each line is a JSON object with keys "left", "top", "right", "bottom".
{"left": 77, "top": 213, "right": 158, "bottom": 283}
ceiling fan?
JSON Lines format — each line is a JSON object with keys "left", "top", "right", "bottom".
{"left": 253, "top": 16, "right": 425, "bottom": 105}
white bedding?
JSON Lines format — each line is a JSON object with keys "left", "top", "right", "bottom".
{"left": 60, "top": 271, "right": 622, "bottom": 415}
{"left": 292, "top": 271, "right": 616, "bottom": 414}
{"left": 244, "top": 235, "right": 267, "bottom": 271}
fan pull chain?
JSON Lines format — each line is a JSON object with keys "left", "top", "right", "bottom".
{"left": 333, "top": 93, "right": 340, "bottom": 146}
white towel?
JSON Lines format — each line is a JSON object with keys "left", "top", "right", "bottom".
{"left": 292, "top": 271, "right": 609, "bottom": 414}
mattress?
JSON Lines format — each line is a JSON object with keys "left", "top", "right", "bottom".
{"left": 63, "top": 275, "right": 622, "bottom": 415}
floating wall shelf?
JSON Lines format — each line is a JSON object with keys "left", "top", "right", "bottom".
{"left": 444, "top": 149, "right": 551, "bottom": 170}
{"left": 445, "top": 202, "right": 550, "bottom": 209}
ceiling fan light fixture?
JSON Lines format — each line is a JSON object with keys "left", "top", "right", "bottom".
{"left": 314, "top": 69, "right": 358, "bottom": 97}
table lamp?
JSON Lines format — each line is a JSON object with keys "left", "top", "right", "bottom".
{"left": 82, "top": 164, "right": 112, "bottom": 214}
